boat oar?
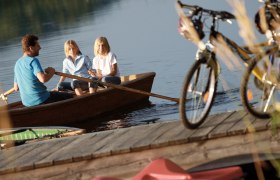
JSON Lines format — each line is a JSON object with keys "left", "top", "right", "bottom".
{"left": 55, "top": 72, "right": 179, "bottom": 103}
{"left": 0, "top": 88, "right": 15, "bottom": 104}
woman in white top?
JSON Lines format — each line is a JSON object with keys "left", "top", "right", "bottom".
{"left": 57, "top": 40, "right": 97, "bottom": 96}
{"left": 89, "top": 37, "right": 121, "bottom": 86}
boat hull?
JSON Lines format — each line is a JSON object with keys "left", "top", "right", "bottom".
{"left": 0, "top": 72, "right": 156, "bottom": 128}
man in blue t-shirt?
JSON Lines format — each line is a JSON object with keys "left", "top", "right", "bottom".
{"left": 14, "top": 34, "right": 73, "bottom": 107}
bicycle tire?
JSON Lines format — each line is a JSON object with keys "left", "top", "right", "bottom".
{"left": 240, "top": 56, "right": 278, "bottom": 119}
{"left": 179, "top": 58, "right": 218, "bottom": 129}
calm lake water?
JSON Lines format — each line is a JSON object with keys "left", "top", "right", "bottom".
{"left": 0, "top": 0, "right": 264, "bottom": 131}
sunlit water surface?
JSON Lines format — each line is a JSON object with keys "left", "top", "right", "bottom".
{"left": 0, "top": 0, "right": 264, "bottom": 131}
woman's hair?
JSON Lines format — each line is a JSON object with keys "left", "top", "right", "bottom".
{"left": 93, "top": 36, "right": 110, "bottom": 56}
{"left": 21, "top": 34, "right": 38, "bottom": 52}
{"left": 64, "top": 40, "right": 81, "bottom": 57}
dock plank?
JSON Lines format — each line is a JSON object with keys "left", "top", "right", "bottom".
{"left": 0, "top": 145, "right": 36, "bottom": 174}
{"left": 168, "top": 122, "right": 196, "bottom": 145}
{"left": 35, "top": 134, "right": 96, "bottom": 166}
{"left": 52, "top": 130, "right": 114, "bottom": 163}
{"left": 0, "top": 144, "right": 33, "bottom": 167}
{"left": 129, "top": 123, "right": 167, "bottom": 151}
{"left": 131, "top": 122, "right": 175, "bottom": 150}
{"left": 85, "top": 129, "right": 126, "bottom": 158}
{"left": 150, "top": 120, "right": 182, "bottom": 148}
{"left": 208, "top": 111, "right": 246, "bottom": 138}
{"left": 228, "top": 112, "right": 254, "bottom": 135}
{"left": 134, "top": 120, "right": 196, "bottom": 147}
{"left": 110, "top": 123, "right": 164, "bottom": 154}
{"left": 189, "top": 112, "right": 233, "bottom": 141}
{"left": 0, "top": 143, "right": 44, "bottom": 173}
{"left": 201, "top": 111, "right": 234, "bottom": 128}
{"left": 1, "top": 136, "right": 76, "bottom": 173}
{"left": 93, "top": 123, "right": 163, "bottom": 154}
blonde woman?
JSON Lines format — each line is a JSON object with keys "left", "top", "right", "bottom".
{"left": 89, "top": 37, "right": 121, "bottom": 85}
{"left": 57, "top": 40, "right": 97, "bottom": 96}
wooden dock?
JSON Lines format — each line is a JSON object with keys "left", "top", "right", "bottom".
{"left": 0, "top": 109, "right": 280, "bottom": 179}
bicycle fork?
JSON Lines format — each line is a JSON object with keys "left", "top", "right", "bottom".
{"left": 188, "top": 56, "right": 219, "bottom": 101}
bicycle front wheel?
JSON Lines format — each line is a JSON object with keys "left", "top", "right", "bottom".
{"left": 180, "top": 59, "right": 218, "bottom": 129}
{"left": 241, "top": 54, "right": 280, "bottom": 119}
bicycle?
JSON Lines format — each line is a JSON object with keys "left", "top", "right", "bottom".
{"left": 176, "top": 0, "right": 277, "bottom": 129}
{"left": 240, "top": 0, "right": 280, "bottom": 119}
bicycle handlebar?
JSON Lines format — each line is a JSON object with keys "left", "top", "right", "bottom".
{"left": 177, "top": 0, "right": 235, "bottom": 21}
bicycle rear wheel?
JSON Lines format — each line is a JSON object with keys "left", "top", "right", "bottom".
{"left": 180, "top": 59, "right": 218, "bottom": 129}
{"left": 241, "top": 54, "right": 280, "bottom": 119}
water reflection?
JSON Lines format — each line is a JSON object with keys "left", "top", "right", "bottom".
{"left": 70, "top": 101, "right": 181, "bottom": 132}
{"left": 68, "top": 101, "right": 154, "bottom": 132}
{"left": 0, "top": 0, "right": 120, "bottom": 46}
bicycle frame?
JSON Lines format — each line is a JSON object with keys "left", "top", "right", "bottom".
{"left": 208, "top": 29, "right": 279, "bottom": 85}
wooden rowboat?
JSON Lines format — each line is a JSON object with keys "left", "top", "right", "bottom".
{"left": 0, "top": 72, "right": 156, "bottom": 128}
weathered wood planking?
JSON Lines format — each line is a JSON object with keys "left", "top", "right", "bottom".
{"left": 39, "top": 133, "right": 97, "bottom": 165}
{"left": 201, "top": 111, "right": 234, "bottom": 128}
{"left": 149, "top": 121, "right": 182, "bottom": 148}
{"left": 43, "top": 130, "right": 113, "bottom": 164}
{"left": 0, "top": 109, "right": 274, "bottom": 179}
{"left": 111, "top": 123, "right": 164, "bottom": 153}
{"left": 1, "top": 130, "right": 278, "bottom": 180}
{"left": 228, "top": 112, "right": 253, "bottom": 135}
{"left": 1, "top": 137, "right": 75, "bottom": 172}
{"left": 208, "top": 111, "right": 247, "bottom": 138}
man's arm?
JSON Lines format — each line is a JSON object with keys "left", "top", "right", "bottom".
{"left": 37, "top": 67, "right": 55, "bottom": 83}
